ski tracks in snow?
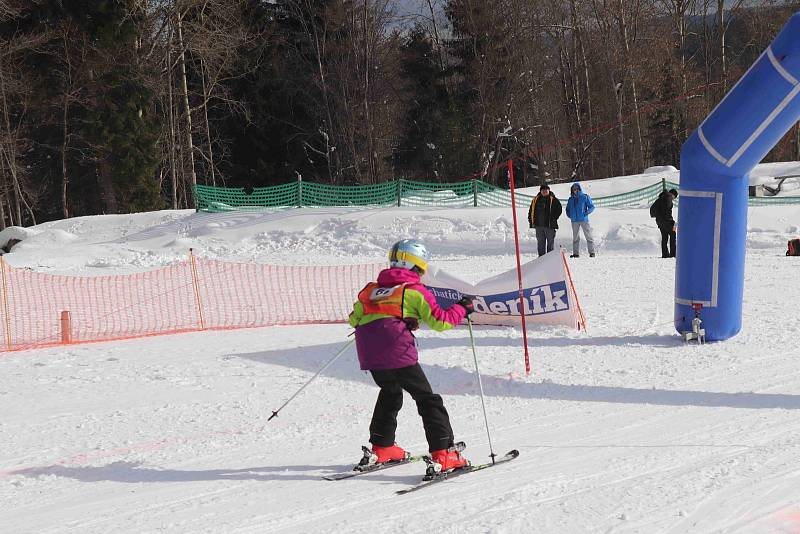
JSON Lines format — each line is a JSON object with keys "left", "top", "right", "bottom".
{"left": 3, "top": 253, "right": 800, "bottom": 532}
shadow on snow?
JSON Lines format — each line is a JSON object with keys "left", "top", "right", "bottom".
{"left": 13, "top": 461, "right": 420, "bottom": 484}
{"left": 15, "top": 331, "right": 800, "bottom": 485}
{"left": 237, "top": 332, "right": 800, "bottom": 411}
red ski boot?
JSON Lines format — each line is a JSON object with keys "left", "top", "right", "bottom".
{"left": 429, "top": 443, "right": 470, "bottom": 475}
{"left": 371, "top": 444, "right": 408, "bottom": 463}
{"left": 356, "top": 444, "right": 409, "bottom": 471}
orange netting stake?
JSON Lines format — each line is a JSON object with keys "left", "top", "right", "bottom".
{"left": 0, "top": 256, "right": 11, "bottom": 350}
{"left": 61, "top": 311, "right": 72, "bottom": 344}
{"left": 189, "top": 249, "right": 206, "bottom": 330}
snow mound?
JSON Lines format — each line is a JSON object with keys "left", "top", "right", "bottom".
{"left": 14, "top": 228, "right": 78, "bottom": 250}
{"left": 644, "top": 165, "right": 679, "bottom": 174}
{"left": 0, "top": 225, "right": 38, "bottom": 246}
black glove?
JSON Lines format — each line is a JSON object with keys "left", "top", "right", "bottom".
{"left": 458, "top": 295, "right": 475, "bottom": 315}
{"left": 403, "top": 317, "right": 420, "bottom": 331}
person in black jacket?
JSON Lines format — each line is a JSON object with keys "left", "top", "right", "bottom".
{"left": 652, "top": 188, "right": 678, "bottom": 258}
{"left": 528, "top": 184, "right": 563, "bottom": 257}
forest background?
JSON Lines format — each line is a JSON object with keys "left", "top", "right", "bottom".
{"left": 0, "top": 0, "right": 798, "bottom": 226}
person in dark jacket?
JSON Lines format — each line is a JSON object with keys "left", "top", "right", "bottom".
{"left": 528, "top": 184, "right": 563, "bottom": 257}
{"left": 652, "top": 188, "right": 678, "bottom": 258}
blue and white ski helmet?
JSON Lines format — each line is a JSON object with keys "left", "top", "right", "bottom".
{"left": 388, "top": 239, "right": 430, "bottom": 274}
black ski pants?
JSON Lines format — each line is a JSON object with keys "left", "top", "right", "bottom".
{"left": 658, "top": 221, "right": 676, "bottom": 258}
{"left": 369, "top": 363, "right": 454, "bottom": 452}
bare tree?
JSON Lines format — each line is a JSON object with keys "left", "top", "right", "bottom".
{"left": 0, "top": 23, "right": 47, "bottom": 227}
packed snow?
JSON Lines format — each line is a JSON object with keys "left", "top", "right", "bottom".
{"left": 2, "top": 164, "right": 800, "bottom": 533}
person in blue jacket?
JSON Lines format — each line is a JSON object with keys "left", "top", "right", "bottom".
{"left": 565, "top": 182, "right": 596, "bottom": 258}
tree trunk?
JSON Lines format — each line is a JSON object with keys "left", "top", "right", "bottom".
{"left": 426, "top": 0, "right": 445, "bottom": 72}
{"left": 677, "top": 4, "right": 688, "bottom": 94}
{"left": 61, "top": 90, "right": 70, "bottom": 218}
{"left": 0, "top": 149, "right": 10, "bottom": 227}
{"left": 558, "top": 47, "right": 575, "bottom": 135}
{"left": 200, "top": 57, "right": 216, "bottom": 186}
{"left": 0, "top": 65, "right": 25, "bottom": 225}
{"left": 176, "top": 10, "right": 197, "bottom": 200}
{"left": 615, "top": 87, "right": 626, "bottom": 176}
{"left": 177, "top": 116, "right": 186, "bottom": 208}
{"left": 96, "top": 157, "right": 118, "bottom": 214}
{"left": 303, "top": 0, "right": 338, "bottom": 184}
{"left": 566, "top": 0, "right": 584, "bottom": 149}
{"left": 167, "top": 32, "right": 178, "bottom": 210}
{"left": 0, "top": 172, "right": 6, "bottom": 228}
{"left": 0, "top": 188, "right": 5, "bottom": 230}
{"left": 362, "top": 1, "right": 371, "bottom": 182}
{"left": 617, "top": 7, "right": 646, "bottom": 171}
{"left": 631, "top": 80, "right": 646, "bottom": 169}
{"left": 60, "top": 31, "right": 73, "bottom": 219}
{"left": 718, "top": 0, "right": 727, "bottom": 92}
{"left": 796, "top": 122, "right": 800, "bottom": 161}
{"left": 578, "top": 29, "right": 594, "bottom": 177}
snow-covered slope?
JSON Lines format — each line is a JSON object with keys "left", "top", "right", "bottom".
{"left": 3, "top": 204, "right": 799, "bottom": 274}
{"left": 2, "top": 162, "right": 800, "bottom": 275}
{"left": 2, "top": 166, "right": 800, "bottom": 533}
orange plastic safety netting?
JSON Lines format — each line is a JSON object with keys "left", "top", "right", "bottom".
{"left": 0, "top": 256, "right": 383, "bottom": 352}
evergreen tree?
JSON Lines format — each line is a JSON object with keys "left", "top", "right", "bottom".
{"left": 444, "top": 0, "right": 517, "bottom": 184}
{"left": 394, "top": 27, "right": 447, "bottom": 179}
{"left": 77, "top": 0, "right": 161, "bottom": 213}
{"left": 393, "top": 23, "right": 478, "bottom": 182}
{"left": 647, "top": 63, "right": 684, "bottom": 167}
{"left": 216, "top": 0, "right": 317, "bottom": 186}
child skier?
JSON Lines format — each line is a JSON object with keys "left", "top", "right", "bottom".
{"left": 349, "top": 239, "right": 475, "bottom": 473}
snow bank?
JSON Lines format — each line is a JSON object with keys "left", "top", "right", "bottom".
{"left": 3, "top": 204, "right": 800, "bottom": 275}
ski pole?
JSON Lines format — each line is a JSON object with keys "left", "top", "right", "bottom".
{"left": 268, "top": 338, "right": 355, "bottom": 421}
{"left": 467, "top": 316, "right": 497, "bottom": 463}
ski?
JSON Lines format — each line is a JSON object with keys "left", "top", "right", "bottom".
{"left": 324, "top": 442, "right": 466, "bottom": 481}
{"left": 396, "top": 449, "right": 519, "bottom": 495}
{"left": 323, "top": 455, "right": 423, "bottom": 481}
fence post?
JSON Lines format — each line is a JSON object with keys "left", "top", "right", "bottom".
{"left": 61, "top": 311, "right": 72, "bottom": 344}
{"left": 0, "top": 256, "right": 10, "bottom": 350}
{"left": 661, "top": 177, "right": 666, "bottom": 192}
{"left": 297, "top": 173, "right": 303, "bottom": 208}
{"left": 189, "top": 249, "right": 206, "bottom": 330}
{"left": 397, "top": 179, "right": 402, "bottom": 207}
{"left": 473, "top": 179, "right": 478, "bottom": 207}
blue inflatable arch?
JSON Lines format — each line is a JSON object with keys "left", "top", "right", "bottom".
{"left": 676, "top": 12, "right": 800, "bottom": 341}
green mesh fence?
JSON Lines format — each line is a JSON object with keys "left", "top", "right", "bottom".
{"left": 194, "top": 179, "right": 798, "bottom": 211}
{"left": 469, "top": 179, "right": 682, "bottom": 209}
{"left": 748, "top": 195, "right": 800, "bottom": 205}
{"left": 400, "top": 179, "right": 494, "bottom": 207}
{"left": 300, "top": 181, "right": 399, "bottom": 206}
{"left": 195, "top": 183, "right": 298, "bottom": 211}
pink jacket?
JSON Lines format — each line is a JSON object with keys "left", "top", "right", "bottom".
{"left": 350, "top": 268, "right": 466, "bottom": 370}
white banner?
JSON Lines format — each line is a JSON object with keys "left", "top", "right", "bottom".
{"left": 421, "top": 250, "right": 583, "bottom": 328}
